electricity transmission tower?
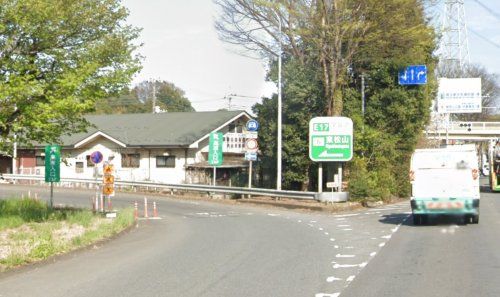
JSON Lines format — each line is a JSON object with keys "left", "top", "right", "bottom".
{"left": 439, "top": 0, "right": 471, "bottom": 74}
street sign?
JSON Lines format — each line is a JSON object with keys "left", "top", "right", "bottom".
{"left": 102, "top": 184, "right": 114, "bottom": 196}
{"left": 309, "top": 117, "right": 353, "bottom": 162}
{"left": 103, "top": 162, "right": 115, "bottom": 196}
{"left": 437, "top": 77, "right": 482, "bottom": 113}
{"left": 245, "top": 152, "right": 258, "bottom": 161}
{"left": 245, "top": 138, "right": 258, "bottom": 152}
{"left": 44, "top": 145, "right": 61, "bottom": 182}
{"left": 246, "top": 119, "right": 259, "bottom": 132}
{"left": 398, "top": 65, "right": 427, "bottom": 85}
{"left": 208, "top": 132, "right": 224, "bottom": 166}
{"left": 90, "top": 151, "right": 103, "bottom": 165}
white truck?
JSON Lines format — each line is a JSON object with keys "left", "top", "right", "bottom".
{"left": 410, "top": 144, "right": 480, "bottom": 225}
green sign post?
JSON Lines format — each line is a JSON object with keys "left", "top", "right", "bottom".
{"left": 309, "top": 117, "right": 353, "bottom": 194}
{"left": 45, "top": 145, "right": 61, "bottom": 208}
{"left": 208, "top": 132, "right": 224, "bottom": 185}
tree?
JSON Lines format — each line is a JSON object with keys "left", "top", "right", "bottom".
{"left": 0, "top": 0, "right": 142, "bottom": 152}
{"left": 133, "top": 80, "right": 195, "bottom": 112}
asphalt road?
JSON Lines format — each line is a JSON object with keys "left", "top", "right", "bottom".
{"left": 0, "top": 181, "right": 499, "bottom": 297}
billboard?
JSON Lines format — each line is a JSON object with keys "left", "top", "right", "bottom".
{"left": 437, "top": 78, "right": 482, "bottom": 113}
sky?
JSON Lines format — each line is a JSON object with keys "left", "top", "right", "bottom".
{"left": 122, "top": 0, "right": 500, "bottom": 113}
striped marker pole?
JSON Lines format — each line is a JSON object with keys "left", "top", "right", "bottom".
{"left": 144, "top": 197, "right": 148, "bottom": 218}
{"left": 100, "top": 194, "right": 104, "bottom": 212}
{"left": 153, "top": 201, "right": 158, "bottom": 218}
{"left": 134, "top": 201, "right": 138, "bottom": 221}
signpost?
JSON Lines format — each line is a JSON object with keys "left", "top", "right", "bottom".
{"left": 398, "top": 65, "right": 427, "bottom": 85}
{"left": 208, "top": 132, "right": 224, "bottom": 185}
{"left": 102, "top": 162, "right": 115, "bottom": 212}
{"left": 44, "top": 145, "right": 61, "bottom": 208}
{"left": 309, "top": 117, "right": 353, "bottom": 194}
{"left": 245, "top": 120, "right": 259, "bottom": 190}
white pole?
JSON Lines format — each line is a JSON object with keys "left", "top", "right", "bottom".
{"left": 318, "top": 163, "right": 323, "bottom": 193}
{"left": 338, "top": 165, "right": 343, "bottom": 192}
{"left": 12, "top": 134, "right": 17, "bottom": 174}
{"left": 213, "top": 167, "right": 216, "bottom": 186}
{"left": 276, "top": 12, "right": 283, "bottom": 191}
{"left": 248, "top": 161, "right": 253, "bottom": 189}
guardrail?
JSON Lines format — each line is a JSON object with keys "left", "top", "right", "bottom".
{"left": 1, "top": 174, "right": 317, "bottom": 200}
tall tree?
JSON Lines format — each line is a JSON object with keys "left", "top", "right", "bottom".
{"left": 133, "top": 80, "right": 195, "bottom": 112}
{"left": 0, "top": 0, "right": 141, "bottom": 152}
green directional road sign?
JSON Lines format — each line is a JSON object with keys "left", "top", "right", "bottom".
{"left": 309, "top": 117, "right": 353, "bottom": 162}
{"left": 208, "top": 132, "right": 224, "bottom": 166}
{"left": 45, "top": 145, "right": 61, "bottom": 182}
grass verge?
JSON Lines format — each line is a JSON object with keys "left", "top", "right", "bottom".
{"left": 0, "top": 198, "right": 134, "bottom": 272}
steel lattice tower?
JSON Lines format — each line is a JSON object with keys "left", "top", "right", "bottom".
{"left": 439, "top": 0, "right": 471, "bottom": 74}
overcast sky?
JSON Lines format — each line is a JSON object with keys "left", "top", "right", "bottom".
{"left": 122, "top": 0, "right": 500, "bottom": 112}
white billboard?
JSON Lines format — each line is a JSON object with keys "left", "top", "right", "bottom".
{"left": 437, "top": 78, "right": 482, "bottom": 113}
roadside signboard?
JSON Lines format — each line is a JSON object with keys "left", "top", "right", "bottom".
{"left": 398, "top": 65, "right": 427, "bottom": 85}
{"left": 309, "top": 117, "right": 353, "bottom": 162}
{"left": 245, "top": 152, "right": 258, "bottom": 161}
{"left": 246, "top": 119, "right": 259, "bottom": 132}
{"left": 245, "top": 138, "right": 258, "bottom": 152}
{"left": 437, "top": 77, "right": 482, "bottom": 113}
{"left": 44, "top": 145, "right": 61, "bottom": 182}
{"left": 102, "top": 162, "right": 115, "bottom": 196}
{"left": 90, "top": 151, "right": 103, "bottom": 165}
{"left": 208, "top": 132, "right": 224, "bottom": 166}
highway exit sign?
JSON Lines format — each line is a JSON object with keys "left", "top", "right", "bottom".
{"left": 309, "top": 117, "right": 353, "bottom": 162}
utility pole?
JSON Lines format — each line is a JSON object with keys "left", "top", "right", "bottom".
{"left": 152, "top": 79, "right": 156, "bottom": 114}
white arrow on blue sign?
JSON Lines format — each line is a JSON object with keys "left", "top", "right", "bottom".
{"left": 398, "top": 65, "right": 427, "bottom": 85}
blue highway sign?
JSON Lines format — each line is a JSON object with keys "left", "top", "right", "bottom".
{"left": 398, "top": 65, "right": 427, "bottom": 85}
{"left": 246, "top": 119, "right": 259, "bottom": 132}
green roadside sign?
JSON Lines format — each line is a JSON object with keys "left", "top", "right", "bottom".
{"left": 309, "top": 117, "right": 353, "bottom": 162}
{"left": 208, "top": 132, "right": 224, "bottom": 166}
{"left": 45, "top": 145, "right": 61, "bottom": 182}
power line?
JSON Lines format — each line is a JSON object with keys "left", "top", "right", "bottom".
{"left": 472, "top": 0, "right": 500, "bottom": 22}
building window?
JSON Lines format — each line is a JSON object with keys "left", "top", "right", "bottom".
{"left": 121, "top": 153, "right": 140, "bottom": 168}
{"left": 156, "top": 156, "right": 175, "bottom": 168}
{"left": 35, "top": 156, "right": 45, "bottom": 166}
{"left": 86, "top": 155, "right": 94, "bottom": 167}
{"left": 75, "top": 161, "right": 84, "bottom": 173}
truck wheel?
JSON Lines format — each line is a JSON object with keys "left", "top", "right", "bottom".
{"left": 413, "top": 214, "right": 421, "bottom": 225}
{"left": 472, "top": 215, "right": 479, "bottom": 224}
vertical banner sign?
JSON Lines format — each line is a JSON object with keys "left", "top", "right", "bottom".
{"left": 45, "top": 145, "right": 61, "bottom": 182}
{"left": 208, "top": 132, "right": 224, "bottom": 166}
{"left": 309, "top": 117, "right": 353, "bottom": 162}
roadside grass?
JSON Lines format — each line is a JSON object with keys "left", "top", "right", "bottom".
{"left": 0, "top": 198, "right": 134, "bottom": 272}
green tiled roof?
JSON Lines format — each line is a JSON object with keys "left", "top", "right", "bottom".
{"left": 59, "top": 110, "right": 249, "bottom": 147}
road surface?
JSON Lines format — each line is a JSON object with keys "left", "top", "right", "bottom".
{"left": 0, "top": 183, "right": 499, "bottom": 297}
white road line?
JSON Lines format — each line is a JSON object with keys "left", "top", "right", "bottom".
{"left": 324, "top": 232, "right": 329, "bottom": 235}
{"left": 315, "top": 293, "right": 340, "bottom": 297}
{"left": 298, "top": 220, "right": 302, "bottom": 223}
{"left": 319, "top": 227, "right": 324, "bottom": 231}
{"left": 381, "top": 235, "right": 392, "bottom": 239}
{"left": 342, "top": 228, "right": 353, "bottom": 231}
{"left": 333, "top": 214, "right": 360, "bottom": 218}
{"left": 326, "top": 276, "right": 343, "bottom": 282}
{"left": 308, "top": 224, "right": 315, "bottom": 227}
{"left": 336, "top": 254, "right": 355, "bottom": 258}
{"left": 379, "top": 242, "right": 386, "bottom": 247}
{"left": 334, "top": 245, "right": 339, "bottom": 249}
{"left": 370, "top": 252, "right": 377, "bottom": 257}
{"left": 267, "top": 213, "right": 280, "bottom": 217}
{"left": 330, "top": 238, "right": 336, "bottom": 242}
{"left": 346, "top": 275, "right": 356, "bottom": 282}
{"left": 310, "top": 220, "right": 317, "bottom": 223}
{"left": 337, "top": 225, "right": 350, "bottom": 227}
{"left": 333, "top": 262, "right": 367, "bottom": 269}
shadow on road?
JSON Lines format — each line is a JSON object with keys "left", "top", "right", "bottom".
{"left": 379, "top": 213, "right": 472, "bottom": 227}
